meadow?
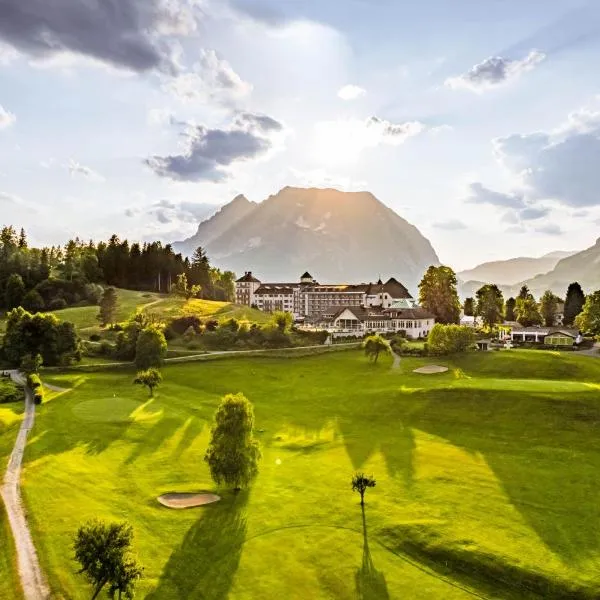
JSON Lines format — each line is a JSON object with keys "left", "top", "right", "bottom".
{"left": 12, "top": 349, "right": 600, "bottom": 599}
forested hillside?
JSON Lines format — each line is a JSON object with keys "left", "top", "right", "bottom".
{"left": 0, "top": 226, "right": 236, "bottom": 313}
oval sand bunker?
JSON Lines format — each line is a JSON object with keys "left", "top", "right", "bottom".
{"left": 413, "top": 365, "right": 449, "bottom": 374}
{"left": 158, "top": 493, "right": 221, "bottom": 509}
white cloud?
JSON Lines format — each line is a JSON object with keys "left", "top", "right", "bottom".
{"left": 0, "top": 43, "right": 18, "bottom": 65}
{"left": 0, "top": 105, "right": 16, "bottom": 129}
{"left": 147, "top": 108, "right": 175, "bottom": 126}
{"left": 66, "top": 159, "right": 105, "bottom": 182}
{"left": 535, "top": 223, "right": 563, "bottom": 235}
{"left": 433, "top": 219, "right": 467, "bottom": 230}
{"left": 313, "top": 116, "right": 426, "bottom": 165}
{"left": 445, "top": 50, "right": 545, "bottom": 93}
{"left": 164, "top": 49, "right": 252, "bottom": 105}
{"left": 337, "top": 84, "right": 366, "bottom": 100}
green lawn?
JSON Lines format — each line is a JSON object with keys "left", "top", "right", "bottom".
{"left": 0, "top": 400, "right": 25, "bottom": 600}
{"left": 19, "top": 350, "right": 600, "bottom": 599}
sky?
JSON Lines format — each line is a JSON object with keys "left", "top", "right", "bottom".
{"left": 1, "top": 0, "right": 600, "bottom": 270}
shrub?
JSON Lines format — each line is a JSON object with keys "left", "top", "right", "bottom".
{"left": 0, "top": 379, "right": 22, "bottom": 404}
{"left": 21, "top": 289, "right": 45, "bottom": 312}
{"left": 48, "top": 297, "right": 68, "bottom": 311}
{"left": 168, "top": 315, "right": 202, "bottom": 336}
{"left": 89, "top": 334, "right": 101, "bottom": 342}
{"left": 427, "top": 324, "right": 474, "bottom": 356}
{"left": 27, "top": 373, "right": 42, "bottom": 389}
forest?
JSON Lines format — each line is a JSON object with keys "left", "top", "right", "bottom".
{"left": 0, "top": 226, "right": 235, "bottom": 312}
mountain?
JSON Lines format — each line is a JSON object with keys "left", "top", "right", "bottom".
{"left": 521, "top": 238, "right": 600, "bottom": 296}
{"left": 174, "top": 194, "right": 258, "bottom": 254}
{"left": 458, "top": 251, "right": 576, "bottom": 287}
{"left": 174, "top": 187, "right": 440, "bottom": 292}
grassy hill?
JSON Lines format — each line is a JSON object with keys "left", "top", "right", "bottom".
{"left": 14, "top": 349, "right": 600, "bottom": 599}
{"left": 1, "top": 288, "right": 271, "bottom": 336}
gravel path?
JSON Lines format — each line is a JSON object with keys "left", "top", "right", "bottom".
{"left": 1, "top": 371, "right": 50, "bottom": 600}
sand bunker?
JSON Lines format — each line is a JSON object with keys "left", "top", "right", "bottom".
{"left": 413, "top": 365, "right": 449, "bottom": 374}
{"left": 158, "top": 492, "right": 221, "bottom": 509}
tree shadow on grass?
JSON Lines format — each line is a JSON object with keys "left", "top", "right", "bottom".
{"left": 147, "top": 491, "right": 248, "bottom": 600}
{"left": 355, "top": 505, "right": 389, "bottom": 600}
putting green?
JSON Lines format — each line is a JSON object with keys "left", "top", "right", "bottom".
{"left": 71, "top": 397, "right": 161, "bottom": 423}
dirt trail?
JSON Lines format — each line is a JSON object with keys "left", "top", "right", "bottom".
{"left": 390, "top": 349, "right": 401, "bottom": 370}
{"left": 1, "top": 371, "right": 50, "bottom": 600}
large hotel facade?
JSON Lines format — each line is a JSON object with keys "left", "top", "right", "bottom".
{"left": 235, "top": 271, "right": 435, "bottom": 339}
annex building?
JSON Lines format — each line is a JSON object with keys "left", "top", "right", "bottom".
{"left": 235, "top": 271, "right": 435, "bottom": 339}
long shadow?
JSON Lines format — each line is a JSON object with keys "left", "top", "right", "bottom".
{"left": 355, "top": 505, "right": 389, "bottom": 600}
{"left": 398, "top": 387, "right": 600, "bottom": 567}
{"left": 147, "top": 491, "right": 249, "bottom": 600}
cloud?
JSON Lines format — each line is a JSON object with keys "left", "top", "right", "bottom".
{"left": 0, "top": 42, "right": 18, "bottom": 65}
{"left": 535, "top": 223, "right": 563, "bottom": 235}
{"left": 445, "top": 50, "right": 545, "bottom": 92}
{"left": 0, "top": 105, "right": 16, "bottom": 129}
{"left": 501, "top": 211, "right": 519, "bottom": 224}
{"left": 493, "top": 100, "right": 600, "bottom": 207}
{"left": 145, "top": 111, "right": 285, "bottom": 181}
{"left": 126, "top": 198, "right": 219, "bottom": 227}
{"left": 519, "top": 206, "right": 550, "bottom": 220}
{"left": 147, "top": 108, "right": 175, "bottom": 126}
{"left": 164, "top": 49, "right": 252, "bottom": 104}
{"left": 337, "top": 84, "right": 366, "bottom": 101}
{"left": 433, "top": 219, "right": 467, "bottom": 230}
{"left": 0, "top": 0, "right": 197, "bottom": 73}
{"left": 466, "top": 182, "right": 525, "bottom": 208}
{"left": 0, "top": 191, "right": 22, "bottom": 204}
{"left": 313, "top": 116, "right": 426, "bottom": 165}
{"left": 66, "top": 159, "right": 105, "bottom": 182}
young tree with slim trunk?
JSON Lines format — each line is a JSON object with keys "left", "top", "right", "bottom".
{"left": 204, "top": 393, "right": 261, "bottom": 490}
{"left": 73, "top": 520, "right": 142, "bottom": 600}
{"left": 98, "top": 287, "right": 118, "bottom": 327}
{"left": 133, "top": 368, "right": 162, "bottom": 397}
{"left": 564, "top": 282, "right": 585, "bottom": 326}
{"left": 351, "top": 473, "right": 376, "bottom": 506}
{"left": 418, "top": 266, "right": 461, "bottom": 324}
{"left": 363, "top": 334, "right": 389, "bottom": 363}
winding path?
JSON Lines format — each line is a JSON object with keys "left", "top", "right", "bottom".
{"left": 1, "top": 371, "right": 50, "bottom": 600}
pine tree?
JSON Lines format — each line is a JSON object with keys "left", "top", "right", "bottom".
{"left": 564, "top": 282, "right": 585, "bottom": 326}
{"left": 98, "top": 287, "right": 118, "bottom": 327}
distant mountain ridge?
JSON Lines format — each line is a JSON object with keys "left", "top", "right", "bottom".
{"left": 174, "top": 186, "right": 440, "bottom": 293}
{"left": 458, "top": 251, "right": 575, "bottom": 287}
{"left": 521, "top": 238, "right": 600, "bottom": 296}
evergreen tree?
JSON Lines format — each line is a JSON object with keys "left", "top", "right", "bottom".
{"left": 463, "top": 297, "right": 474, "bottom": 317}
{"left": 540, "top": 290, "right": 559, "bottom": 327}
{"left": 204, "top": 393, "right": 261, "bottom": 490}
{"left": 505, "top": 297, "right": 516, "bottom": 321}
{"left": 98, "top": 287, "right": 118, "bottom": 326}
{"left": 564, "top": 282, "right": 585, "bottom": 326}
{"left": 5, "top": 273, "right": 25, "bottom": 309}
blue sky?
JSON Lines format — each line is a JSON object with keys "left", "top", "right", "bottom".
{"left": 1, "top": 0, "right": 599, "bottom": 270}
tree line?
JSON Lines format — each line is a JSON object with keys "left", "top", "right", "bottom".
{"left": 0, "top": 226, "right": 236, "bottom": 312}
{"left": 417, "top": 265, "right": 596, "bottom": 333}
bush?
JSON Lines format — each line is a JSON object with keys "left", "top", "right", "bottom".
{"left": 21, "top": 289, "right": 46, "bottom": 312}
{"left": 0, "top": 379, "right": 22, "bottom": 403}
{"left": 48, "top": 297, "right": 68, "bottom": 311}
{"left": 89, "top": 334, "right": 101, "bottom": 342}
{"left": 427, "top": 324, "right": 474, "bottom": 356}
{"left": 168, "top": 316, "right": 202, "bottom": 336}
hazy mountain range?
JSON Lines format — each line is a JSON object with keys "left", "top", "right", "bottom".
{"left": 174, "top": 186, "right": 600, "bottom": 299}
{"left": 174, "top": 187, "right": 440, "bottom": 292}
